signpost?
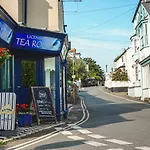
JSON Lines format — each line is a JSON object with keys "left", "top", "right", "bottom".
{"left": 30, "top": 87, "right": 56, "bottom": 125}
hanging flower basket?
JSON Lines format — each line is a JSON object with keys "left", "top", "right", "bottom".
{"left": 0, "top": 48, "right": 11, "bottom": 68}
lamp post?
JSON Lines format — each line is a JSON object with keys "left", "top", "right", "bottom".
{"left": 69, "top": 48, "right": 76, "bottom": 83}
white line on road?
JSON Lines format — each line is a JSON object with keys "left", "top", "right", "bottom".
{"left": 67, "top": 136, "right": 84, "bottom": 140}
{"left": 88, "top": 134, "right": 106, "bottom": 139}
{"left": 61, "top": 131, "right": 72, "bottom": 135}
{"left": 78, "top": 129, "right": 92, "bottom": 134}
{"left": 84, "top": 141, "right": 107, "bottom": 147}
{"left": 105, "top": 139, "right": 132, "bottom": 145}
{"left": 6, "top": 97, "right": 89, "bottom": 150}
{"left": 71, "top": 125, "right": 82, "bottom": 129}
{"left": 55, "top": 127, "right": 63, "bottom": 131}
{"left": 10, "top": 132, "right": 60, "bottom": 150}
{"left": 135, "top": 147, "right": 150, "bottom": 150}
{"left": 107, "top": 148, "right": 123, "bottom": 150}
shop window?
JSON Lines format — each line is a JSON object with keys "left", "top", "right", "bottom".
{"left": 22, "top": 60, "right": 36, "bottom": 88}
{"left": 0, "top": 60, "right": 11, "bottom": 92}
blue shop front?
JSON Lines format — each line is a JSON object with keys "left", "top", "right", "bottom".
{"left": 0, "top": 6, "right": 69, "bottom": 121}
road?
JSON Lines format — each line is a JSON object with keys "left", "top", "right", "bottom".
{"left": 5, "top": 86, "right": 150, "bottom": 150}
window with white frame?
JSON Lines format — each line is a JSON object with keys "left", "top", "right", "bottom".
{"left": 134, "top": 39, "right": 137, "bottom": 53}
{"left": 143, "top": 64, "right": 150, "bottom": 88}
{"left": 135, "top": 66, "right": 138, "bottom": 81}
{"left": 145, "top": 24, "right": 148, "bottom": 46}
{"left": 122, "top": 56, "right": 123, "bottom": 62}
{"left": 140, "top": 25, "right": 144, "bottom": 48}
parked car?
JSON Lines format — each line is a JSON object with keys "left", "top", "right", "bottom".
{"left": 84, "top": 78, "right": 98, "bottom": 87}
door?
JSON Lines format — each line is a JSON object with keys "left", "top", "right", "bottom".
{"left": 15, "top": 58, "right": 42, "bottom": 104}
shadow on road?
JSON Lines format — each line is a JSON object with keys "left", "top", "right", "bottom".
{"left": 79, "top": 90, "right": 150, "bottom": 128}
{"left": 34, "top": 140, "right": 85, "bottom": 150}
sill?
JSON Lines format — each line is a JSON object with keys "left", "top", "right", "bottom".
{"left": 140, "top": 45, "right": 149, "bottom": 51}
{"left": 143, "top": 88, "right": 149, "bottom": 90}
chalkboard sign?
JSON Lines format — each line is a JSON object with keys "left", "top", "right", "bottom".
{"left": 30, "top": 87, "right": 56, "bottom": 125}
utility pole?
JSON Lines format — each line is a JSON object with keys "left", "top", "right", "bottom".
{"left": 106, "top": 65, "right": 108, "bottom": 73}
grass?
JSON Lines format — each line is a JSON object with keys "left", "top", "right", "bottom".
{"left": 0, "top": 141, "right": 7, "bottom": 145}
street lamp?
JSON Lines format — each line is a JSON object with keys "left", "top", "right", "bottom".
{"left": 69, "top": 48, "right": 76, "bottom": 82}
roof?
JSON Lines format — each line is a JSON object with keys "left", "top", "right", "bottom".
{"left": 132, "top": 0, "right": 150, "bottom": 22}
{"left": 114, "top": 50, "right": 126, "bottom": 62}
{"left": 143, "top": 2, "right": 150, "bottom": 14}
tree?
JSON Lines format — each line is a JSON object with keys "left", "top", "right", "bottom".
{"left": 112, "top": 68, "right": 128, "bottom": 81}
{"left": 74, "top": 59, "right": 88, "bottom": 81}
{"left": 83, "top": 57, "right": 104, "bottom": 81}
{"left": 66, "top": 57, "right": 88, "bottom": 82}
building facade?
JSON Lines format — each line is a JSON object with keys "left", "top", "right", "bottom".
{"left": 130, "top": 0, "right": 150, "bottom": 100}
{"left": 0, "top": 0, "right": 68, "bottom": 120}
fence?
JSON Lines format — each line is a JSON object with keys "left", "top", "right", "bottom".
{"left": 0, "top": 93, "right": 16, "bottom": 130}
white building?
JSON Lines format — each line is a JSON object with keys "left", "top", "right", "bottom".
{"left": 105, "top": 47, "right": 132, "bottom": 92}
{"left": 130, "top": 0, "right": 150, "bottom": 100}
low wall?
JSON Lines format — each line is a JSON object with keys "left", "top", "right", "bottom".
{"left": 105, "top": 81, "right": 128, "bottom": 92}
{"left": 108, "top": 87, "right": 128, "bottom": 92}
{"left": 128, "top": 86, "right": 142, "bottom": 98}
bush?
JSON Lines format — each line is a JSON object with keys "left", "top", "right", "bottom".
{"left": 68, "top": 83, "right": 80, "bottom": 104}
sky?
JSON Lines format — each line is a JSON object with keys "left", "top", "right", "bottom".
{"left": 63, "top": 0, "right": 139, "bottom": 72}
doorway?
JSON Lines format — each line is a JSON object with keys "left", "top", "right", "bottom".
{"left": 15, "top": 58, "right": 43, "bottom": 104}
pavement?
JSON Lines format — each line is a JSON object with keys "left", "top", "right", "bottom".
{"left": 103, "top": 87, "right": 150, "bottom": 104}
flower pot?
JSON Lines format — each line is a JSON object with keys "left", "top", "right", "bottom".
{"left": 18, "top": 114, "right": 32, "bottom": 127}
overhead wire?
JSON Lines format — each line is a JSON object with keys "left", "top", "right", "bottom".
{"left": 64, "top": 4, "right": 136, "bottom": 13}
{"left": 73, "top": 7, "right": 136, "bottom": 35}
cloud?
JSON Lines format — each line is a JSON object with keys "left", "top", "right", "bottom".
{"left": 69, "top": 36, "right": 130, "bottom": 71}
{"left": 72, "top": 28, "right": 132, "bottom": 37}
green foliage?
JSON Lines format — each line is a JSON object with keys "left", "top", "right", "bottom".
{"left": 74, "top": 59, "right": 87, "bottom": 80}
{"left": 67, "top": 57, "right": 88, "bottom": 82}
{"left": 83, "top": 57, "right": 104, "bottom": 81}
{"left": 22, "top": 61, "right": 36, "bottom": 88}
{"left": 66, "top": 57, "right": 74, "bottom": 82}
{"left": 67, "top": 57, "right": 104, "bottom": 84}
{"left": 0, "top": 141, "right": 7, "bottom": 145}
{"left": 112, "top": 68, "right": 128, "bottom": 81}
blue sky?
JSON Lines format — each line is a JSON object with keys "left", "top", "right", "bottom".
{"left": 64, "top": 0, "right": 139, "bottom": 72}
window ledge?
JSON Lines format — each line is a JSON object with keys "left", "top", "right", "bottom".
{"left": 140, "top": 46, "right": 149, "bottom": 51}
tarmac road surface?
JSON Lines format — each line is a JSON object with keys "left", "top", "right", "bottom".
{"left": 3, "top": 86, "right": 150, "bottom": 150}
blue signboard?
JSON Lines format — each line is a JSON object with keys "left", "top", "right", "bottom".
{"left": 13, "top": 32, "right": 62, "bottom": 51}
{"left": 0, "top": 18, "right": 13, "bottom": 44}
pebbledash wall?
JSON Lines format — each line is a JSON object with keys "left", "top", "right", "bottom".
{"left": 0, "top": 5, "right": 69, "bottom": 121}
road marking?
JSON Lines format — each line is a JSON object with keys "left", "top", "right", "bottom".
{"left": 84, "top": 141, "right": 107, "bottom": 147}
{"left": 78, "top": 129, "right": 92, "bottom": 134}
{"left": 61, "top": 131, "right": 72, "bottom": 135}
{"left": 7, "top": 132, "right": 60, "bottom": 150}
{"left": 107, "top": 148, "right": 123, "bottom": 150}
{"left": 105, "top": 139, "right": 132, "bottom": 145}
{"left": 135, "top": 147, "right": 150, "bottom": 150}
{"left": 55, "top": 127, "right": 63, "bottom": 131}
{"left": 88, "top": 134, "right": 106, "bottom": 139}
{"left": 72, "top": 125, "right": 82, "bottom": 129}
{"left": 6, "top": 97, "right": 89, "bottom": 150}
{"left": 68, "top": 136, "right": 84, "bottom": 140}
